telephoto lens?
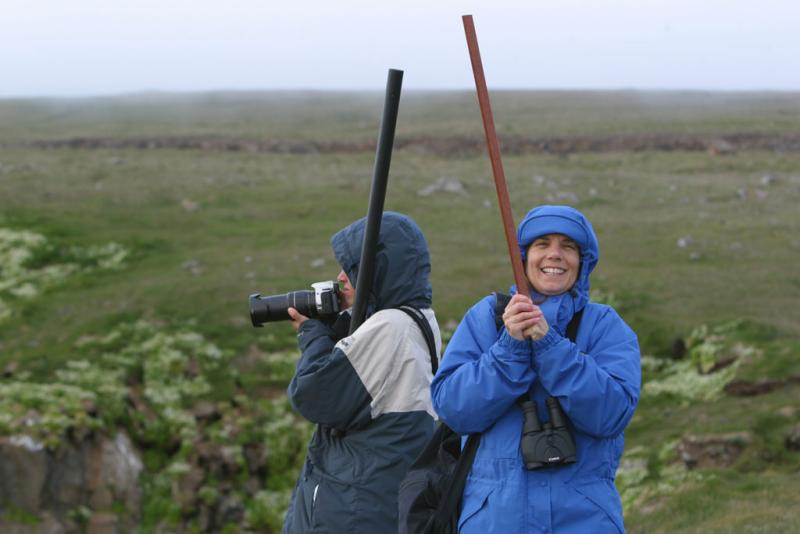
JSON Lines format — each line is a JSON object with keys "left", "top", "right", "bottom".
{"left": 249, "top": 280, "right": 341, "bottom": 327}
{"left": 249, "top": 290, "right": 317, "bottom": 326}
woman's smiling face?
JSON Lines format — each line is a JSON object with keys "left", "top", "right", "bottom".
{"left": 525, "top": 233, "right": 580, "bottom": 296}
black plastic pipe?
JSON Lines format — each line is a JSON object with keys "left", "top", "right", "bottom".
{"left": 349, "top": 68, "right": 403, "bottom": 334}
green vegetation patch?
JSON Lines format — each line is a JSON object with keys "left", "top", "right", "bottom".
{"left": 616, "top": 442, "right": 707, "bottom": 517}
{"left": 642, "top": 320, "right": 761, "bottom": 402}
{"left": 0, "top": 381, "right": 102, "bottom": 448}
{"left": 0, "top": 227, "right": 128, "bottom": 324}
{"left": 0, "top": 317, "right": 312, "bottom": 531}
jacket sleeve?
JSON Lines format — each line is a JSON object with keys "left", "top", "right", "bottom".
{"left": 531, "top": 305, "right": 641, "bottom": 438}
{"left": 431, "top": 297, "right": 537, "bottom": 434}
{"left": 287, "top": 319, "right": 372, "bottom": 431}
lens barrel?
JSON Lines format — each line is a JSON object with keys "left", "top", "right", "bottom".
{"left": 519, "top": 398, "right": 545, "bottom": 469}
{"left": 546, "top": 397, "right": 569, "bottom": 430}
{"left": 249, "top": 291, "right": 317, "bottom": 327}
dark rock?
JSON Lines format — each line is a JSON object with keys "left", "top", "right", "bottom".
{"left": 2, "top": 360, "right": 18, "bottom": 378}
{"left": 198, "top": 502, "right": 218, "bottom": 533}
{"left": 678, "top": 432, "right": 751, "bottom": 469}
{"left": 785, "top": 426, "right": 800, "bottom": 451}
{"left": 68, "top": 425, "right": 94, "bottom": 443}
{"left": 244, "top": 477, "right": 262, "bottom": 495}
{"left": 172, "top": 465, "right": 205, "bottom": 513}
{"left": 544, "top": 191, "right": 579, "bottom": 204}
{"left": 193, "top": 400, "right": 221, "bottom": 422}
{"left": 86, "top": 433, "right": 143, "bottom": 514}
{"left": 417, "top": 177, "right": 467, "bottom": 197}
{"left": 243, "top": 443, "right": 265, "bottom": 475}
{"left": 0, "top": 432, "right": 142, "bottom": 532}
{"left": 671, "top": 338, "right": 687, "bottom": 359}
{"left": 217, "top": 496, "right": 245, "bottom": 526}
{"left": 186, "top": 357, "right": 200, "bottom": 378}
{"left": 86, "top": 512, "right": 119, "bottom": 534}
{"left": 195, "top": 440, "right": 223, "bottom": 464}
{"left": 0, "top": 435, "right": 48, "bottom": 513}
{"left": 708, "top": 138, "right": 736, "bottom": 155}
{"left": 217, "top": 479, "right": 234, "bottom": 494}
{"left": 39, "top": 512, "right": 67, "bottom": 534}
{"left": 45, "top": 441, "right": 89, "bottom": 516}
{"left": 760, "top": 174, "right": 778, "bottom": 186}
{"left": 724, "top": 378, "right": 784, "bottom": 396}
{"left": 706, "top": 356, "right": 737, "bottom": 374}
{"left": 81, "top": 399, "right": 99, "bottom": 417}
{"left": 0, "top": 512, "right": 66, "bottom": 534}
{"left": 220, "top": 446, "right": 242, "bottom": 476}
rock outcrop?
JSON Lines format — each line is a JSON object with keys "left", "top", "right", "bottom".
{"left": 0, "top": 432, "right": 142, "bottom": 533}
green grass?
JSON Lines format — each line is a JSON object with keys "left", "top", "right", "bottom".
{"left": 1, "top": 90, "right": 799, "bottom": 532}
{"left": 626, "top": 471, "right": 800, "bottom": 534}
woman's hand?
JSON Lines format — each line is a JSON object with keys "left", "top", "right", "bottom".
{"left": 502, "top": 294, "right": 549, "bottom": 341}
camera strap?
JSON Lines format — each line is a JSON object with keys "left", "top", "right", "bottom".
{"left": 397, "top": 304, "right": 478, "bottom": 534}
{"left": 397, "top": 306, "right": 438, "bottom": 375}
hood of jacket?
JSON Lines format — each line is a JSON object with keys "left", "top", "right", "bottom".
{"left": 515, "top": 205, "right": 599, "bottom": 334}
{"left": 331, "top": 211, "right": 432, "bottom": 315}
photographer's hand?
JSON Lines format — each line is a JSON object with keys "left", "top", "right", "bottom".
{"left": 503, "top": 294, "right": 549, "bottom": 341}
{"left": 287, "top": 307, "right": 309, "bottom": 332}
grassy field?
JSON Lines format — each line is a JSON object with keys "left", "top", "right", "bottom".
{"left": 1, "top": 90, "right": 799, "bottom": 532}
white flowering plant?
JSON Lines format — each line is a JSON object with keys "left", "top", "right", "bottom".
{"left": 0, "top": 227, "right": 129, "bottom": 324}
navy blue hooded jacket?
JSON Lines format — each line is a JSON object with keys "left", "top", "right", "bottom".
{"left": 282, "top": 212, "right": 441, "bottom": 534}
{"left": 431, "top": 205, "right": 641, "bottom": 533}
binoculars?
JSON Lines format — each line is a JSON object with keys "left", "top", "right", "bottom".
{"left": 518, "top": 396, "right": 577, "bottom": 470}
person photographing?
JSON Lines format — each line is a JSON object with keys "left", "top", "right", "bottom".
{"left": 282, "top": 212, "right": 441, "bottom": 534}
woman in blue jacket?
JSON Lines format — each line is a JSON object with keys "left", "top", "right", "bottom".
{"left": 431, "top": 205, "right": 641, "bottom": 533}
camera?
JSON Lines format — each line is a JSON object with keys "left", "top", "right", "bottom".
{"left": 518, "top": 396, "right": 577, "bottom": 469}
{"left": 249, "top": 280, "right": 341, "bottom": 327}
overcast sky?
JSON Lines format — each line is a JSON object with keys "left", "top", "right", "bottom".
{"left": 2, "top": 0, "right": 798, "bottom": 97}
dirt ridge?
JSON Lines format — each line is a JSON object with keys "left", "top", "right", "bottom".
{"left": 6, "top": 132, "right": 800, "bottom": 156}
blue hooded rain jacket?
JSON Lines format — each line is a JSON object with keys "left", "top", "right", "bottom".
{"left": 431, "top": 205, "right": 641, "bottom": 533}
{"left": 282, "top": 212, "right": 441, "bottom": 534}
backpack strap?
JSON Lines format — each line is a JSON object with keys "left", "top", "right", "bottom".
{"left": 493, "top": 292, "right": 512, "bottom": 331}
{"left": 565, "top": 308, "right": 584, "bottom": 343}
{"left": 430, "top": 432, "right": 480, "bottom": 531}
{"left": 397, "top": 306, "right": 438, "bottom": 375}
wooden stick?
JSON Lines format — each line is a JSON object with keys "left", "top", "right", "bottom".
{"left": 462, "top": 15, "right": 529, "bottom": 296}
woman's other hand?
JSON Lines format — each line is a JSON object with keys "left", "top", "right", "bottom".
{"left": 502, "top": 294, "right": 549, "bottom": 340}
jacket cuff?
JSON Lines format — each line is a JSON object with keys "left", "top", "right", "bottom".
{"left": 531, "top": 327, "right": 563, "bottom": 354}
{"left": 297, "top": 319, "right": 335, "bottom": 351}
{"left": 496, "top": 329, "right": 532, "bottom": 361}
